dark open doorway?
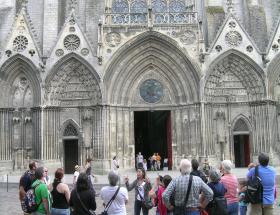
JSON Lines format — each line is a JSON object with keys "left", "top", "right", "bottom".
{"left": 64, "top": 139, "right": 78, "bottom": 174}
{"left": 134, "top": 111, "right": 172, "bottom": 169}
{"left": 234, "top": 135, "right": 250, "bottom": 167}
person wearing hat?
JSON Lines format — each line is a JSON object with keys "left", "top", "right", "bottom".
{"left": 73, "top": 165, "right": 80, "bottom": 187}
{"left": 206, "top": 169, "right": 227, "bottom": 215}
{"left": 124, "top": 167, "right": 152, "bottom": 215}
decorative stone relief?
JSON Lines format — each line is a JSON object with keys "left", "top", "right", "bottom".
{"left": 13, "top": 35, "right": 28, "bottom": 52}
{"left": 17, "top": 26, "right": 26, "bottom": 34}
{"left": 179, "top": 30, "right": 196, "bottom": 45}
{"left": 69, "top": 27, "right": 76, "bottom": 32}
{"left": 29, "top": 49, "right": 35, "bottom": 56}
{"left": 46, "top": 59, "right": 102, "bottom": 106}
{"left": 55, "top": 49, "right": 64, "bottom": 56}
{"left": 167, "top": 29, "right": 196, "bottom": 45}
{"left": 272, "top": 44, "right": 279, "bottom": 52}
{"left": 225, "top": 31, "right": 242, "bottom": 46}
{"left": 105, "top": 32, "right": 121, "bottom": 47}
{"left": 246, "top": 45, "right": 253, "bottom": 52}
{"left": 5, "top": 50, "right": 12, "bottom": 57}
{"left": 81, "top": 48, "right": 89, "bottom": 56}
{"left": 215, "top": 45, "right": 222, "bottom": 52}
{"left": 64, "top": 34, "right": 80, "bottom": 51}
{"left": 12, "top": 75, "right": 33, "bottom": 108}
{"left": 228, "top": 21, "right": 236, "bottom": 28}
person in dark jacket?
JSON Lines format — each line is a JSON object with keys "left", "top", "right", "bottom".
{"left": 206, "top": 169, "right": 227, "bottom": 215}
{"left": 190, "top": 159, "right": 208, "bottom": 183}
{"left": 69, "top": 172, "right": 96, "bottom": 215}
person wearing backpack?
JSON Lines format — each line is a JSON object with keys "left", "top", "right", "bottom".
{"left": 206, "top": 170, "right": 227, "bottom": 215}
{"left": 246, "top": 153, "right": 276, "bottom": 215}
{"left": 31, "top": 167, "right": 51, "bottom": 215}
{"left": 19, "top": 161, "right": 37, "bottom": 215}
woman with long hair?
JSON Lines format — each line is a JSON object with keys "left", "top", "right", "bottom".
{"left": 50, "top": 168, "right": 71, "bottom": 215}
{"left": 124, "top": 167, "right": 152, "bottom": 215}
{"left": 69, "top": 172, "right": 96, "bottom": 215}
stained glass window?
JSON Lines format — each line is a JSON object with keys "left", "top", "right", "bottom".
{"left": 130, "top": 0, "right": 147, "bottom": 13}
{"left": 152, "top": 0, "right": 167, "bottom": 13}
{"left": 112, "top": 0, "right": 129, "bottom": 13}
{"left": 169, "top": 0, "right": 185, "bottom": 12}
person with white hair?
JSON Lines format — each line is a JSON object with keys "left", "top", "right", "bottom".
{"left": 220, "top": 160, "right": 239, "bottom": 215}
{"left": 100, "top": 171, "right": 128, "bottom": 215}
{"left": 162, "top": 159, "right": 213, "bottom": 215}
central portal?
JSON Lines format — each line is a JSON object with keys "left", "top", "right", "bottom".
{"left": 134, "top": 111, "right": 172, "bottom": 169}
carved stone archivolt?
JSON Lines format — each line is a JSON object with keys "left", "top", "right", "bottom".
{"left": 225, "top": 31, "right": 242, "bottom": 47}
{"left": 105, "top": 32, "right": 121, "bottom": 47}
{"left": 205, "top": 54, "right": 265, "bottom": 102}
{"left": 45, "top": 59, "right": 102, "bottom": 106}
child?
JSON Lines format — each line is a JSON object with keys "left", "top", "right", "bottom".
{"left": 238, "top": 179, "right": 248, "bottom": 215}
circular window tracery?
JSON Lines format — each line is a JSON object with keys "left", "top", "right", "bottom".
{"left": 13, "top": 35, "right": 28, "bottom": 52}
{"left": 140, "top": 79, "right": 164, "bottom": 103}
{"left": 63, "top": 34, "right": 80, "bottom": 51}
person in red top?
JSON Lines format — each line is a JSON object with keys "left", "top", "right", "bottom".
{"left": 220, "top": 160, "right": 239, "bottom": 215}
{"left": 157, "top": 175, "right": 173, "bottom": 215}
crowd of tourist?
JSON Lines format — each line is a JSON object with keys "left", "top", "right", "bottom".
{"left": 18, "top": 153, "right": 277, "bottom": 215}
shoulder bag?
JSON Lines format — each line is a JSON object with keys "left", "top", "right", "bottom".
{"left": 99, "top": 186, "right": 120, "bottom": 215}
{"left": 76, "top": 190, "right": 96, "bottom": 215}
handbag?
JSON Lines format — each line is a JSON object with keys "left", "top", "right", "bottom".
{"left": 99, "top": 186, "right": 121, "bottom": 215}
{"left": 76, "top": 190, "right": 96, "bottom": 215}
{"left": 173, "top": 175, "right": 193, "bottom": 215}
{"left": 136, "top": 186, "right": 154, "bottom": 210}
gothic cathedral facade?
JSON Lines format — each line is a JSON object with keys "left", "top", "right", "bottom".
{"left": 0, "top": 0, "right": 280, "bottom": 173}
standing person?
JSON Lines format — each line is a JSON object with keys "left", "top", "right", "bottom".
{"left": 162, "top": 159, "right": 213, "bottom": 215}
{"left": 137, "top": 152, "right": 144, "bottom": 168}
{"left": 85, "top": 158, "right": 95, "bottom": 192}
{"left": 152, "top": 153, "right": 157, "bottom": 171}
{"left": 157, "top": 175, "right": 173, "bottom": 215}
{"left": 238, "top": 179, "right": 247, "bottom": 215}
{"left": 43, "top": 168, "right": 51, "bottom": 187}
{"left": 156, "top": 153, "right": 161, "bottom": 170}
{"left": 143, "top": 159, "right": 148, "bottom": 171}
{"left": 19, "top": 161, "right": 37, "bottom": 215}
{"left": 190, "top": 159, "right": 208, "bottom": 183}
{"left": 31, "top": 167, "right": 51, "bottom": 215}
{"left": 100, "top": 171, "right": 128, "bottom": 215}
{"left": 73, "top": 165, "right": 80, "bottom": 187}
{"left": 247, "top": 153, "right": 276, "bottom": 215}
{"left": 206, "top": 170, "right": 227, "bottom": 215}
{"left": 69, "top": 172, "right": 96, "bottom": 215}
{"left": 112, "top": 156, "right": 119, "bottom": 172}
{"left": 220, "top": 160, "right": 239, "bottom": 215}
{"left": 163, "top": 158, "right": 168, "bottom": 171}
{"left": 50, "top": 168, "right": 71, "bottom": 215}
{"left": 202, "top": 158, "right": 211, "bottom": 177}
{"left": 124, "top": 167, "right": 152, "bottom": 215}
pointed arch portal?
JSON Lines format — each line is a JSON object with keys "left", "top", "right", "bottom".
{"left": 233, "top": 118, "right": 250, "bottom": 167}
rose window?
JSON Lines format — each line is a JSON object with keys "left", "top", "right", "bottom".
{"left": 13, "top": 36, "right": 28, "bottom": 52}
{"left": 63, "top": 34, "right": 80, "bottom": 51}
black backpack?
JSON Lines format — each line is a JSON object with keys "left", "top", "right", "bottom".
{"left": 211, "top": 196, "right": 228, "bottom": 215}
{"left": 245, "top": 165, "right": 263, "bottom": 204}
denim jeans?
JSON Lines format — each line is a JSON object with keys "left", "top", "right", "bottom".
{"left": 51, "top": 208, "right": 70, "bottom": 215}
{"left": 173, "top": 208, "right": 200, "bottom": 215}
{"left": 134, "top": 200, "right": 148, "bottom": 215}
{"left": 227, "top": 202, "right": 239, "bottom": 215}
{"left": 239, "top": 206, "right": 247, "bottom": 215}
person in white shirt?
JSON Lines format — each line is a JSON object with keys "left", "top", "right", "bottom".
{"left": 112, "top": 156, "right": 119, "bottom": 172}
{"left": 73, "top": 165, "right": 80, "bottom": 187}
{"left": 100, "top": 171, "right": 128, "bottom": 215}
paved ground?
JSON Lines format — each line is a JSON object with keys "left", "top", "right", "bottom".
{"left": 1, "top": 168, "right": 280, "bottom": 214}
